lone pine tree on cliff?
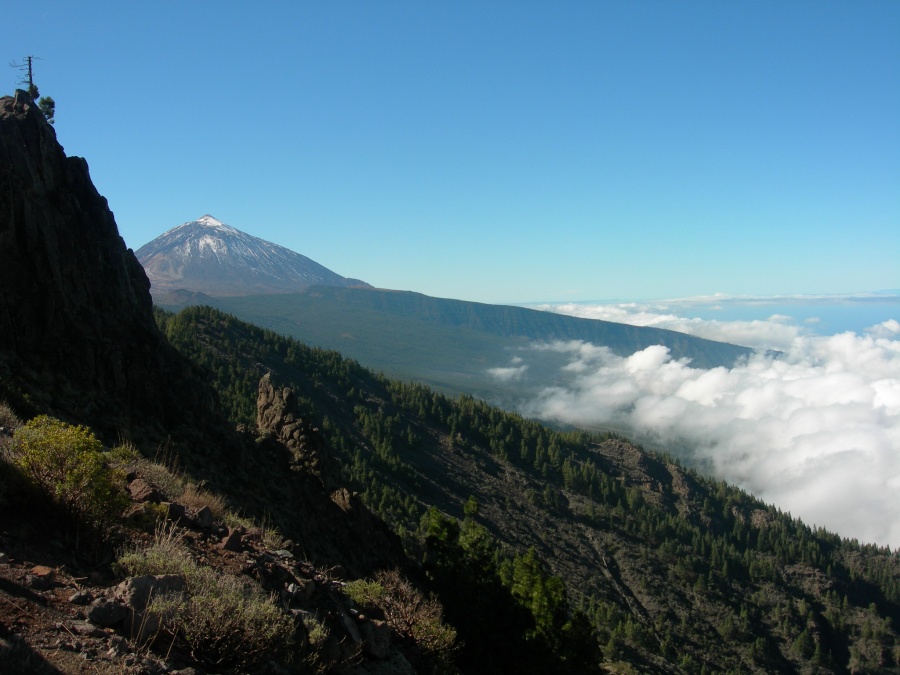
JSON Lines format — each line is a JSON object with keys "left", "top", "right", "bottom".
{"left": 10, "top": 55, "right": 55, "bottom": 124}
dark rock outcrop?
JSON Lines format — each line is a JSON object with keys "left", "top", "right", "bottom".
{"left": 0, "top": 91, "right": 223, "bottom": 444}
{"left": 257, "top": 372, "right": 341, "bottom": 489}
{"left": 255, "top": 373, "right": 405, "bottom": 576}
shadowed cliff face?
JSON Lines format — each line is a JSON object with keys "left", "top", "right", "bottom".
{"left": 0, "top": 91, "right": 219, "bottom": 443}
{"left": 0, "top": 91, "right": 405, "bottom": 575}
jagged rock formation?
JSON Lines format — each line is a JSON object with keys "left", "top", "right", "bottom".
{"left": 136, "top": 215, "right": 371, "bottom": 298}
{"left": 257, "top": 372, "right": 342, "bottom": 489}
{"left": 254, "top": 373, "right": 404, "bottom": 576}
{"left": 0, "top": 91, "right": 222, "bottom": 444}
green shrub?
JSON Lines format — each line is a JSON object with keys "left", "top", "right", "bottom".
{"left": 117, "top": 526, "right": 201, "bottom": 582}
{"left": 118, "top": 526, "right": 295, "bottom": 670}
{"left": 298, "top": 614, "right": 333, "bottom": 675}
{"left": 125, "top": 502, "right": 171, "bottom": 532}
{"left": 260, "top": 523, "right": 286, "bottom": 550}
{"left": 10, "top": 416, "right": 128, "bottom": 531}
{"left": 107, "top": 440, "right": 141, "bottom": 464}
{"left": 179, "top": 482, "right": 230, "bottom": 521}
{"left": 344, "top": 578, "right": 386, "bottom": 610}
{"left": 346, "top": 570, "right": 457, "bottom": 666}
{"left": 149, "top": 577, "right": 294, "bottom": 670}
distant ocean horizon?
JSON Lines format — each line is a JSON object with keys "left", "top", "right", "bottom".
{"left": 542, "top": 292, "right": 900, "bottom": 337}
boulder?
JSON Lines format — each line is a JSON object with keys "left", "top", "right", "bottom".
{"left": 128, "top": 478, "right": 163, "bottom": 503}
{"left": 195, "top": 505, "right": 214, "bottom": 529}
{"left": 69, "top": 589, "right": 94, "bottom": 605}
{"left": 288, "top": 579, "right": 315, "bottom": 602}
{"left": 69, "top": 621, "right": 107, "bottom": 638}
{"left": 30, "top": 565, "right": 55, "bottom": 582}
{"left": 340, "top": 609, "right": 362, "bottom": 645}
{"left": 360, "top": 619, "right": 392, "bottom": 659}
{"left": 114, "top": 574, "right": 185, "bottom": 613}
{"left": 164, "top": 501, "right": 186, "bottom": 523}
{"left": 220, "top": 528, "right": 243, "bottom": 552}
{"left": 113, "top": 574, "right": 185, "bottom": 642}
{"left": 87, "top": 599, "right": 128, "bottom": 628}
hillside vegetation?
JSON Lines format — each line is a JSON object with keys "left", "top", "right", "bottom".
{"left": 0, "top": 406, "right": 458, "bottom": 674}
{"left": 156, "top": 304, "right": 900, "bottom": 674}
{"left": 159, "top": 285, "right": 752, "bottom": 403}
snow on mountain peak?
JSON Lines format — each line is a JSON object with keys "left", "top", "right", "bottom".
{"left": 135, "top": 215, "right": 371, "bottom": 297}
{"left": 193, "top": 214, "right": 238, "bottom": 232}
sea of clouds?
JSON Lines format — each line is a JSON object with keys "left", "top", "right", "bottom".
{"left": 502, "top": 298, "right": 900, "bottom": 548}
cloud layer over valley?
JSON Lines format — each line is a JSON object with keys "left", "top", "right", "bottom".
{"left": 504, "top": 300, "right": 900, "bottom": 548}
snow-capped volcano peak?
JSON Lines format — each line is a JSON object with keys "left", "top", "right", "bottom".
{"left": 193, "top": 214, "right": 237, "bottom": 232}
{"left": 160, "top": 214, "right": 238, "bottom": 237}
{"left": 135, "top": 216, "right": 369, "bottom": 298}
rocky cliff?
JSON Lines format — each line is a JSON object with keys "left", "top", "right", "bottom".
{"left": 0, "top": 91, "right": 221, "bottom": 444}
{"left": 0, "top": 90, "right": 404, "bottom": 576}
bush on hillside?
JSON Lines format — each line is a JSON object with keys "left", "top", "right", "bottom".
{"left": 148, "top": 575, "right": 294, "bottom": 670}
{"left": 9, "top": 416, "right": 128, "bottom": 537}
{"left": 345, "top": 569, "right": 457, "bottom": 667}
{"left": 118, "top": 526, "right": 296, "bottom": 670}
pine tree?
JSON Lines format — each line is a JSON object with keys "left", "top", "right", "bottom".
{"left": 10, "top": 55, "right": 55, "bottom": 124}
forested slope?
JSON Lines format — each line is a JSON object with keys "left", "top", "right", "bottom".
{"left": 165, "top": 285, "right": 752, "bottom": 403}
{"left": 157, "top": 305, "right": 900, "bottom": 674}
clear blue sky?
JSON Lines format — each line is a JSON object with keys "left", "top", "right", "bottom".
{"left": 8, "top": 1, "right": 899, "bottom": 304}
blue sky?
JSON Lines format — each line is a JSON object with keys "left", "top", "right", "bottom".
{"left": 7, "top": 1, "right": 899, "bottom": 305}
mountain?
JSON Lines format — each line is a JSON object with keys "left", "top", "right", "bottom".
{"left": 162, "top": 286, "right": 754, "bottom": 407}
{"left": 136, "top": 215, "right": 371, "bottom": 297}
{"left": 4, "top": 89, "right": 899, "bottom": 674}
{"left": 140, "top": 216, "right": 755, "bottom": 406}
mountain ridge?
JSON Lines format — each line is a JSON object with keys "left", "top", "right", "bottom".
{"left": 140, "top": 217, "right": 754, "bottom": 376}
{"left": 0, "top": 92, "right": 227, "bottom": 445}
{"left": 167, "top": 286, "right": 754, "bottom": 409}
{"left": 0, "top": 89, "right": 403, "bottom": 574}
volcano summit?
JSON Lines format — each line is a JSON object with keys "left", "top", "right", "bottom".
{"left": 136, "top": 215, "right": 370, "bottom": 298}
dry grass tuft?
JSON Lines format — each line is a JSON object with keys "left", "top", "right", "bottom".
{"left": 117, "top": 524, "right": 295, "bottom": 670}
{"left": 179, "top": 483, "right": 230, "bottom": 521}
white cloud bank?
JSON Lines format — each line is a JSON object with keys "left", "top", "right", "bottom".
{"left": 514, "top": 305, "right": 900, "bottom": 548}
{"left": 487, "top": 364, "right": 529, "bottom": 382}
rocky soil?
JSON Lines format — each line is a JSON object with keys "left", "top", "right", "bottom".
{"left": 0, "top": 475, "right": 422, "bottom": 675}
